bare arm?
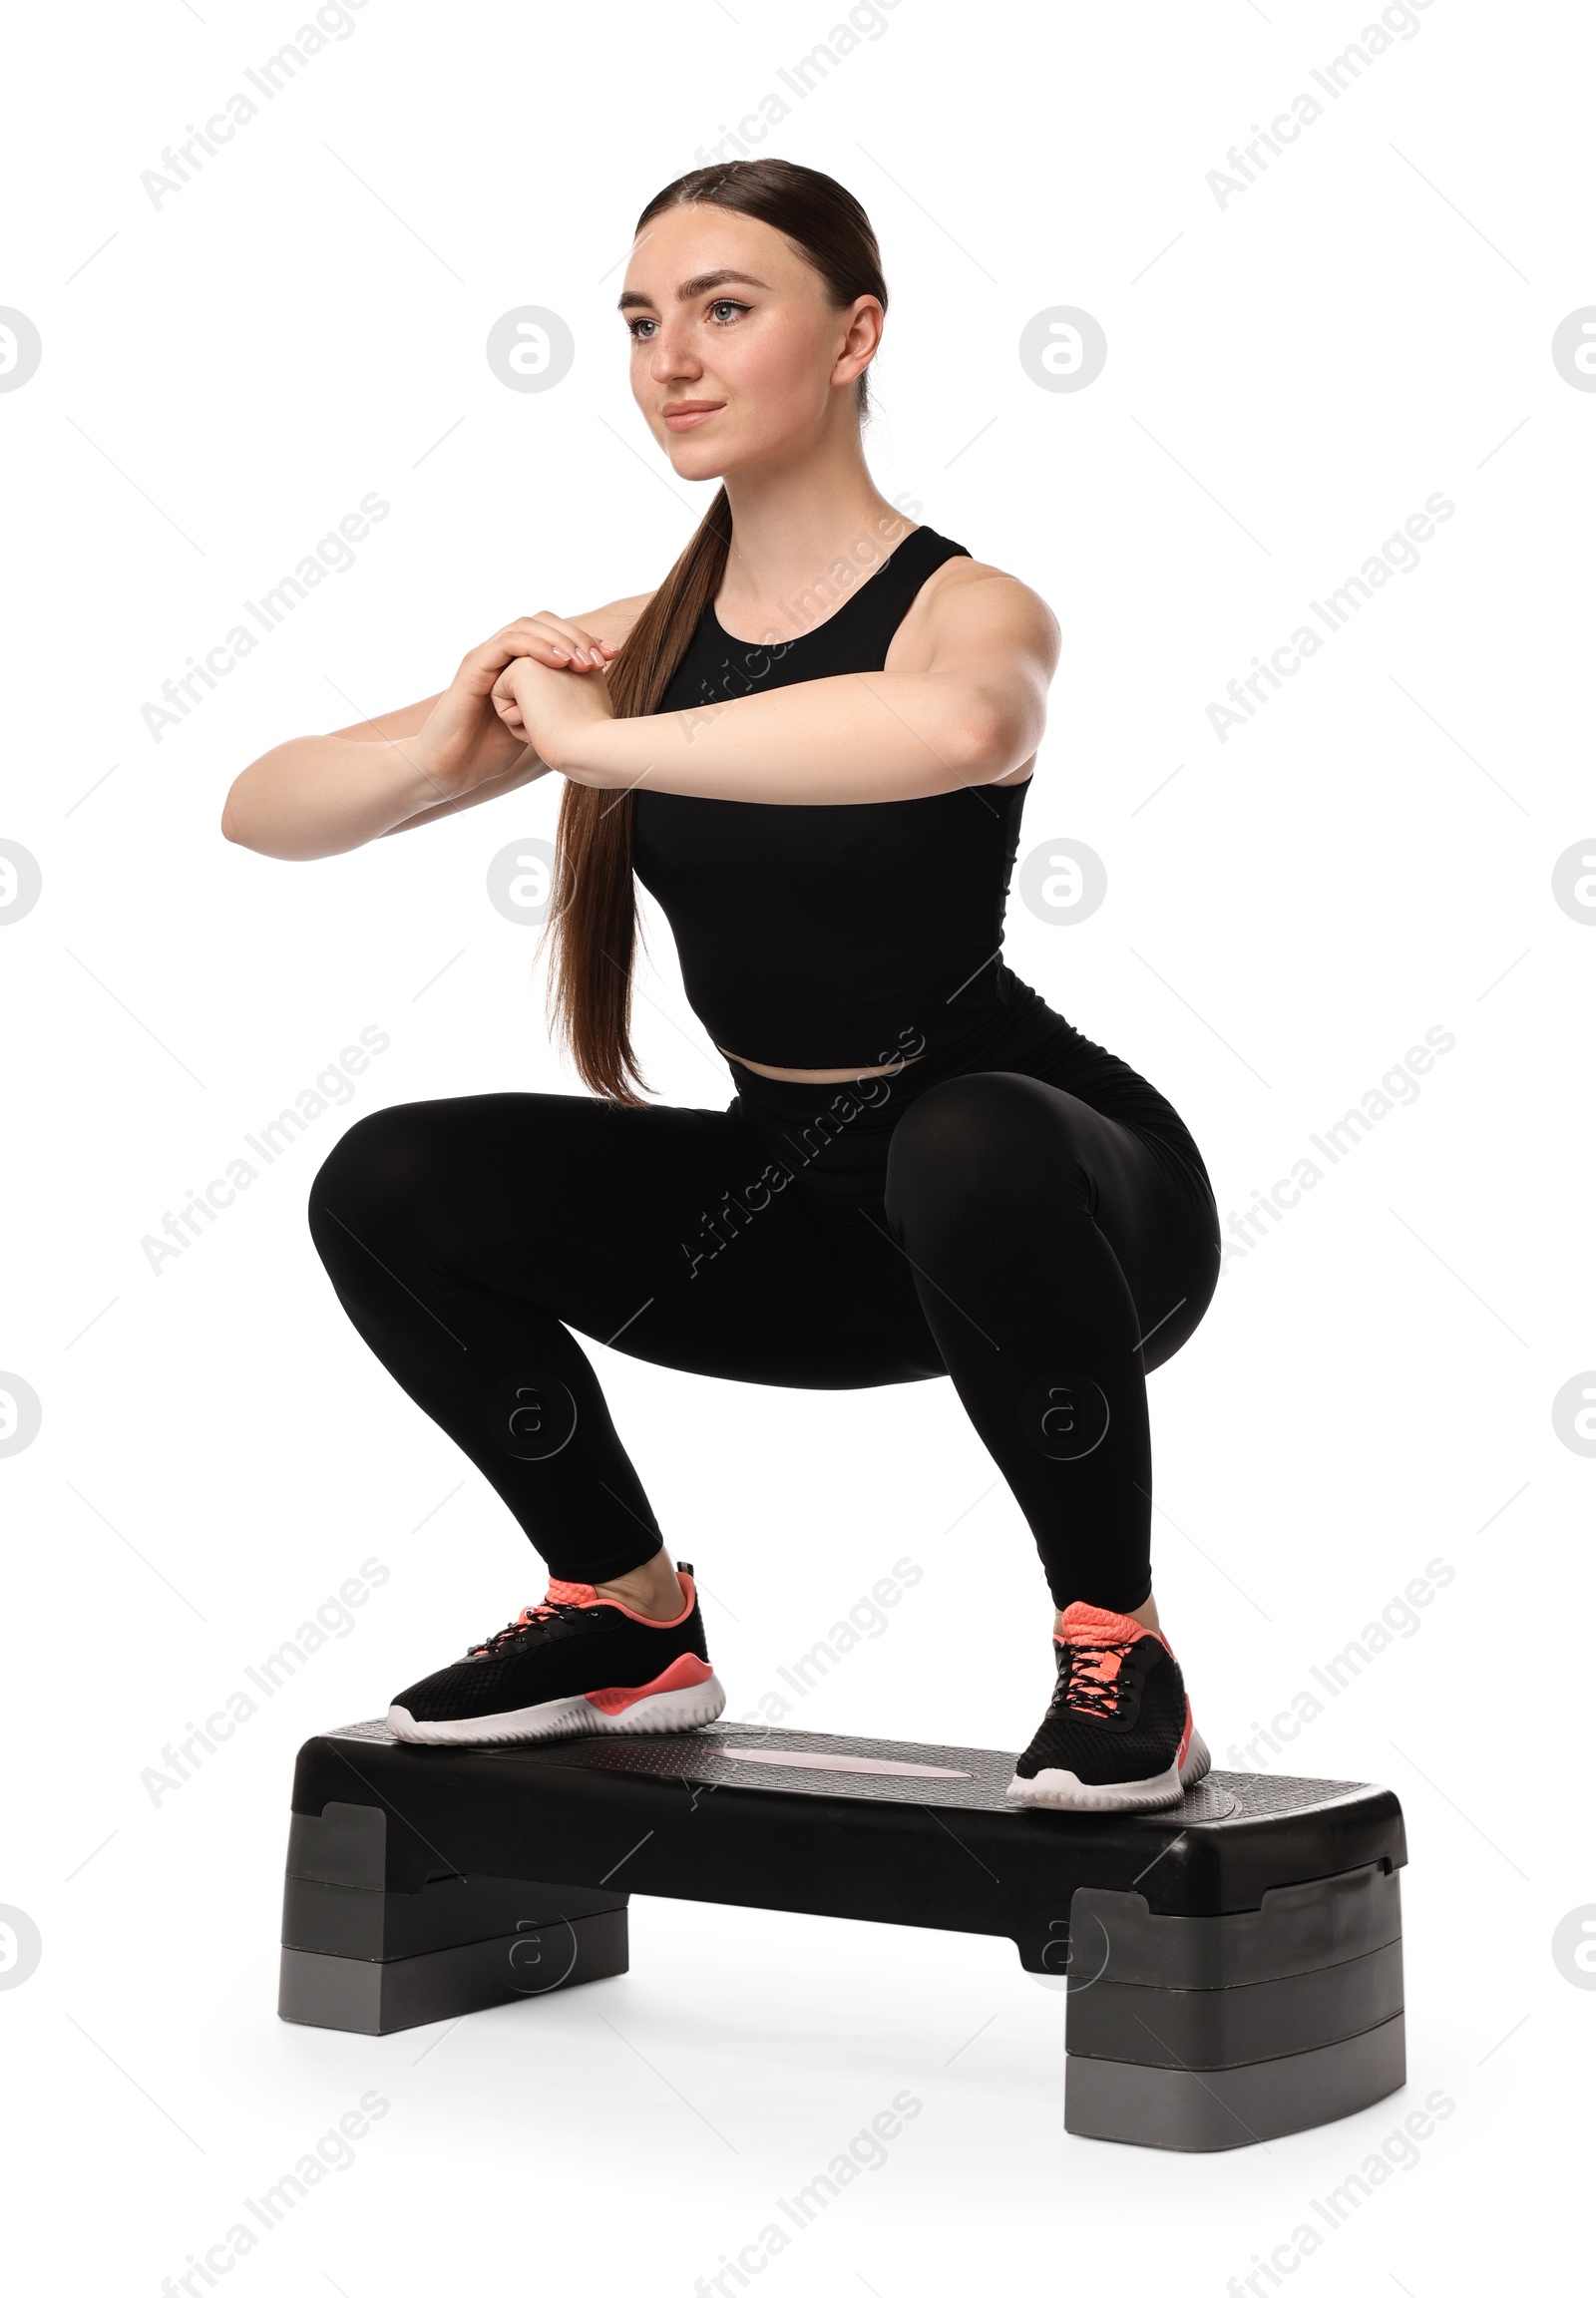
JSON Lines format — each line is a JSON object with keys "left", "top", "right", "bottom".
{"left": 500, "top": 567, "right": 1060, "bottom": 804}
{"left": 218, "top": 696, "right": 536, "bottom": 863}
{"left": 219, "top": 596, "right": 652, "bottom": 861}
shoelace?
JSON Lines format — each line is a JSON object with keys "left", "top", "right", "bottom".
{"left": 1055, "top": 1634, "right": 1139, "bottom": 1723}
{"left": 467, "top": 1595, "right": 587, "bottom": 1658}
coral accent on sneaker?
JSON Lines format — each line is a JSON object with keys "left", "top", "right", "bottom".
{"left": 583, "top": 1652, "right": 715, "bottom": 1717}
{"left": 612, "top": 1568, "right": 694, "bottom": 1627}
{"left": 586, "top": 1569, "right": 694, "bottom": 1627}
{"left": 1054, "top": 1601, "right": 1181, "bottom": 1722}
{"left": 545, "top": 1577, "right": 599, "bottom": 1606}
{"left": 468, "top": 1580, "right": 603, "bottom": 1655}
{"left": 1057, "top": 1599, "right": 1171, "bottom": 1648}
{"left": 1057, "top": 1600, "right": 1176, "bottom": 1658}
{"left": 470, "top": 1572, "right": 694, "bottom": 1657}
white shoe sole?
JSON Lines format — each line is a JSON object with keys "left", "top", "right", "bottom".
{"left": 387, "top": 1672, "right": 727, "bottom": 1748}
{"left": 1004, "top": 1725, "right": 1212, "bottom": 1814}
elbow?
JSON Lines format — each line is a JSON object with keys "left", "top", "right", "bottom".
{"left": 220, "top": 763, "right": 271, "bottom": 849}
{"left": 220, "top": 779, "right": 277, "bottom": 853}
{"left": 960, "top": 692, "right": 1038, "bottom": 787}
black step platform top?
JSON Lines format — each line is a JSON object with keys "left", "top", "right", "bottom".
{"left": 290, "top": 1722, "right": 1403, "bottom": 1966}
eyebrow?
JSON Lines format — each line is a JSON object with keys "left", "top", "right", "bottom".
{"left": 616, "top": 268, "right": 771, "bottom": 313}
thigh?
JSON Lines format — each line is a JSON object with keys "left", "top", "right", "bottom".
{"left": 885, "top": 1067, "right": 1220, "bottom": 1372}
{"left": 315, "top": 1089, "right": 943, "bottom": 1389}
{"left": 1036, "top": 1086, "right": 1221, "bottom": 1371}
{"left": 972, "top": 1017, "right": 1223, "bottom": 1369}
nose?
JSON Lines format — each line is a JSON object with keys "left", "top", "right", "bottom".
{"left": 647, "top": 316, "right": 702, "bottom": 388}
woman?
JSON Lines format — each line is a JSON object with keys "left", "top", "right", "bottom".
{"left": 221, "top": 159, "right": 1222, "bottom": 1813}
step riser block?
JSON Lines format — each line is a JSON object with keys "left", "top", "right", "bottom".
{"left": 282, "top": 1868, "right": 629, "bottom": 1961}
{"left": 1066, "top": 1939, "right": 1404, "bottom": 2071}
{"left": 1065, "top": 1865, "right": 1401, "bottom": 1989}
{"left": 278, "top": 1908, "right": 629, "bottom": 2037}
{"left": 1065, "top": 2013, "right": 1405, "bottom": 2150}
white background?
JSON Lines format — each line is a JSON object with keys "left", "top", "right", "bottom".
{"left": 1, "top": 0, "right": 1589, "bottom": 2290}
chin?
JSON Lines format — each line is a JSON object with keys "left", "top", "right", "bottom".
{"left": 660, "top": 438, "right": 737, "bottom": 483}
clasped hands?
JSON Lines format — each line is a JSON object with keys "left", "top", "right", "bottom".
{"left": 490, "top": 610, "right": 620, "bottom": 782}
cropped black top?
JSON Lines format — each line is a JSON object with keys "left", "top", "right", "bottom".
{"left": 629, "top": 524, "right": 1035, "bottom": 1069}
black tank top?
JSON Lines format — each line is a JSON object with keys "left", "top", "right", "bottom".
{"left": 630, "top": 524, "right": 1037, "bottom": 1070}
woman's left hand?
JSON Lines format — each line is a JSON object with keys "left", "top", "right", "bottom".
{"left": 491, "top": 653, "right": 616, "bottom": 777}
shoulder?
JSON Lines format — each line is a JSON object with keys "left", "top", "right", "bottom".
{"left": 926, "top": 554, "right": 1059, "bottom": 638}
{"left": 572, "top": 588, "right": 659, "bottom": 645}
{"left": 895, "top": 550, "right": 1060, "bottom": 675}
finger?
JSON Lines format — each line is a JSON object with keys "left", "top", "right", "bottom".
{"left": 466, "top": 634, "right": 580, "bottom": 684}
{"left": 465, "top": 621, "right": 616, "bottom": 688}
{"left": 516, "top": 636, "right": 592, "bottom": 668}
{"left": 506, "top": 614, "right": 617, "bottom": 666}
{"left": 497, "top": 631, "right": 608, "bottom": 672}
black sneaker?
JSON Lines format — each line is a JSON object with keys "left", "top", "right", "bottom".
{"left": 387, "top": 1564, "right": 725, "bottom": 1746}
{"left": 1005, "top": 1601, "right": 1210, "bottom": 1813}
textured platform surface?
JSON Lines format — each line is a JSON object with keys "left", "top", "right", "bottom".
{"left": 288, "top": 1720, "right": 1405, "bottom": 1958}
{"left": 304, "top": 1716, "right": 1381, "bottom": 1821}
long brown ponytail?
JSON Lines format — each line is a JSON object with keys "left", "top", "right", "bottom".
{"left": 542, "top": 160, "right": 889, "bottom": 1104}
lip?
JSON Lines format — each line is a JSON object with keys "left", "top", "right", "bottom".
{"left": 662, "top": 401, "right": 724, "bottom": 431}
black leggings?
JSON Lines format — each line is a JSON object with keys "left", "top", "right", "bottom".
{"left": 305, "top": 997, "right": 1222, "bottom": 1614}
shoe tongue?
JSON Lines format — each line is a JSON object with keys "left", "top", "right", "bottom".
{"left": 1057, "top": 1600, "right": 1141, "bottom": 1646}
{"left": 544, "top": 1577, "right": 598, "bottom": 1607}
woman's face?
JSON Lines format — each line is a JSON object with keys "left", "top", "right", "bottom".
{"left": 620, "top": 201, "right": 880, "bottom": 479}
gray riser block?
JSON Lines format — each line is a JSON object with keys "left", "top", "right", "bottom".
{"left": 1067, "top": 1863, "right": 1400, "bottom": 1990}
{"left": 278, "top": 1907, "right": 628, "bottom": 2036}
{"left": 1065, "top": 2011, "right": 1405, "bottom": 2151}
{"left": 282, "top": 1872, "right": 627, "bottom": 1961}
{"left": 1067, "top": 1938, "right": 1403, "bottom": 2071}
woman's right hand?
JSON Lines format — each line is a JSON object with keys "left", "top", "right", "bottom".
{"left": 411, "top": 613, "right": 620, "bottom": 798}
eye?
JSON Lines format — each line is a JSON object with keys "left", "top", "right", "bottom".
{"left": 626, "top": 298, "right": 750, "bottom": 343}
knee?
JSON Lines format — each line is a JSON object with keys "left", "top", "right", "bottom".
{"left": 885, "top": 1071, "right": 1088, "bottom": 1231}
{"left": 306, "top": 1103, "right": 439, "bottom": 1242}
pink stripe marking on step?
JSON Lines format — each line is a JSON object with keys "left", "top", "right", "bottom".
{"left": 711, "top": 1748, "right": 972, "bottom": 1780}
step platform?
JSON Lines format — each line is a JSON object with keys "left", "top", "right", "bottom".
{"left": 279, "top": 1719, "right": 1406, "bottom": 2152}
